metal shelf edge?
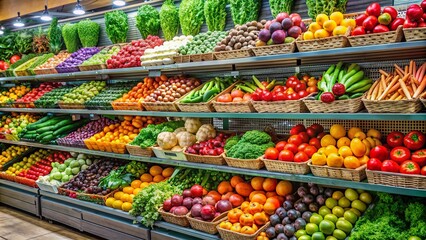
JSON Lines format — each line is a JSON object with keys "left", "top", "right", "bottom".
{"left": 0, "top": 179, "right": 39, "bottom": 194}
{"left": 153, "top": 221, "right": 220, "bottom": 240}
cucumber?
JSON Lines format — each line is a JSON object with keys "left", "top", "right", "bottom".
{"left": 36, "top": 131, "right": 53, "bottom": 141}
{"left": 26, "top": 116, "right": 53, "bottom": 130}
{"left": 36, "top": 126, "right": 55, "bottom": 134}
{"left": 22, "top": 133, "right": 38, "bottom": 139}
{"left": 33, "top": 116, "right": 68, "bottom": 129}
{"left": 53, "top": 120, "right": 88, "bottom": 136}
{"left": 40, "top": 134, "right": 55, "bottom": 143}
{"left": 54, "top": 119, "right": 73, "bottom": 129}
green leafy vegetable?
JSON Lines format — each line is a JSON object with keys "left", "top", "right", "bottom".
{"left": 62, "top": 23, "right": 80, "bottom": 53}
{"left": 160, "top": 0, "right": 179, "bottom": 40}
{"left": 6, "top": 54, "right": 38, "bottom": 77}
{"left": 48, "top": 18, "right": 63, "bottom": 54}
{"left": 15, "top": 30, "right": 33, "bottom": 55}
{"left": 105, "top": 10, "right": 128, "bottom": 44}
{"left": 32, "top": 27, "right": 49, "bottom": 54}
{"left": 179, "top": 0, "right": 204, "bottom": 36}
{"left": 131, "top": 121, "right": 184, "bottom": 148}
{"left": 306, "top": 0, "right": 317, "bottom": 19}
{"left": 78, "top": 19, "right": 100, "bottom": 47}
{"left": 229, "top": 0, "right": 261, "bottom": 25}
{"left": 335, "top": 0, "right": 348, "bottom": 13}
{"left": 227, "top": 130, "right": 274, "bottom": 159}
{"left": 204, "top": 0, "right": 227, "bottom": 31}
{"left": 306, "top": 0, "right": 347, "bottom": 18}
{"left": 0, "top": 33, "right": 18, "bottom": 61}
{"left": 269, "top": 0, "right": 294, "bottom": 18}
{"left": 136, "top": 5, "right": 160, "bottom": 39}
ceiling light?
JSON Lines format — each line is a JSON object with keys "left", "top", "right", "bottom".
{"left": 0, "top": 27, "right": 4, "bottom": 35}
{"left": 113, "top": 0, "right": 126, "bottom": 6}
{"left": 13, "top": 12, "right": 25, "bottom": 27}
{"left": 40, "top": 5, "right": 52, "bottom": 21}
{"left": 73, "top": 0, "right": 85, "bottom": 15}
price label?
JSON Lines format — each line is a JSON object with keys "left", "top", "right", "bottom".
{"left": 224, "top": 71, "right": 240, "bottom": 77}
{"left": 148, "top": 70, "right": 162, "bottom": 77}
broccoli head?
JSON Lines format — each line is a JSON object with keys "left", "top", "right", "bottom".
{"left": 227, "top": 142, "right": 274, "bottom": 159}
{"left": 224, "top": 135, "right": 241, "bottom": 151}
{"left": 240, "top": 130, "right": 272, "bottom": 145}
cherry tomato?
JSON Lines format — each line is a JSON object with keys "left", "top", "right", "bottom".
{"left": 298, "top": 90, "right": 309, "bottom": 98}
{"left": 294, "top": 82, "right": 307, "bottom": 92}
{"left": 278, "top": 150, "right": 294, "bottom": 162}
{"left": 304, "top": 146, "right": 317, "bottom": 157}
{"left": 275, "top": 141, "right": 287, "bottom": 152}
{"left": 264, "top": 147, "right": 279, "bottom": 160}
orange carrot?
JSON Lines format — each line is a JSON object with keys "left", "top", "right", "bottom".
{"left": 379, "top": 75, "right": 401, "bottom": 100}
{"left": 413, "top": 75, "right": 426, "bottom": 98}
{"left": 389, "top": 92, "right": 400, "bottom": 100}
{"left": 379, "top": 69, "right": 389, "bottom": 77}
{"left": 399, "top": 78, "right": 412, "bottom": 99}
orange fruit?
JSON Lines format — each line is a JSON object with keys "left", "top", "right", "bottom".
{"left": 149, "top": 165, "right": 163, "bottom": 176}
{"left": 276, "top": 181, "right": 293, "bottom": 196}
{"left": 162, "top": 167, "right": 174, "bottom": 178}
{"left": 250, "top": 177, "right": 265, "bottom": 191}
{"left": 235, "top": 182, "right": 253, "bottom": 197}
{"left": 114, "top": 191, "right": 124, "bottom": 200}
{"left": 133, "top": 188, "right": 142, "bottom": 195}
{"left": 344, "top": 156, "right": 361, "bottom": 169}
{"left": 338, "top": 146, "right": 353, "bottom": 158}
{"left": 218, "top": 181, "right": 234, "bottom": 195}
{"left": 121, "top": 202, "right": 132, "bottom": 212}
{"left": 308, "top": 22, "right": 322, "bottom": 33}
{"left": 230, "top": 176, "right": 244, "bottom": 188}
{"left": 251, "top": 193, "right": 267, "bottom": 205}
{"left": 321, "top": 134, "right": 336, "bottom": 147}
{"left": 249, "top": 191, "right": 266, "bottom": 201}
{"left": 153, "top": 175, "right": 165, "bottom": 183}
{"left": 120, "top": 193, "right": 130, "bottom": 202}
{"left": 330, "top": 12, "right": 344, "bottom": 25}
{"left": 303, "top": 31, "right": 315, "bottom": 40}
{"left": 348, "top": 127, "right": 363, "bottom": 139}
{"left": 316, "top": 14, "right": 329, "bottom": 26}
{"left": 358, "top": 155, "right": 369, "bottom": 165}
{"left": 112, "top": 200, "right": 123, "bottom": 209}
{"left": 140, "top": 173, "right": 153, "bottom": 182}
{"left": 140, "top": 182, "right": 150, "bottom": 189}
{"left": 123, "top": 186, "right": 134, "bottom": 194}
{"left": 337, "top": 137, "right": 351, "bottom": 148}
{"left": 131, "top": 180, "right": 142, "bottom": 189}
{"left": 330, "top": 124, "right": 346, "bottom": 139}
{"left": 262, "top": 178, "right": 278, "bottom": 192}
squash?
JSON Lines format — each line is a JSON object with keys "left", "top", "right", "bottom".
{"left": 157, "top": 132, "right": 178, "bottom": 150}
{"left": 176, "top": 131, "right": 196, "bottom": 148}
{"left": 185, "top": 118, "right": 202, "bottom": 133}
{"left": 196, "top": 124, "right": 216, "bottom": 142}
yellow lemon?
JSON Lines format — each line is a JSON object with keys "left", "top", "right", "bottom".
{"left": 114, "top": 191, "right": 124, "bottom": 200}
{"left": 121, "top": 202, "right": 132, "bottom": 212}
{"left": 333, "top": 26, "right": 348, "bottom": 36}
{"left": 309, "top": 22, "right": 323, "bottom": 32}
{"left": 106, "top": 197, "right": 115, "bottom": 207}
{"left": 325, "top": 145, "right": 339, "bottom": 156}
{"left": 303, "top": 31, "right": 315, "bottom": 40}
{"left": 314, "top": 29, "right": 330, "bottom": 39}
{"left": 120, "top": 193, "right": 130, "bottom": 203}
{"left": 316, "top": 14, "right": 329, "bottom": 26}
{"left": 330, "top": 124, "right": 346, "bottom": 139}
{"left": 340, "top": 19, "right": 356, "bottom": 29}
{"left": 323, "top": 20, "right": 337, "bottom": 32}
{"left": 338, "top": 146, "right": 353, "bottom": 158}
{"left": 112, "top": 200, "right": 123, "bottom": 210}
{"left": 133, "top": 188, "right": 142, "bottom": 195}
{"left": 330, "top": 12, "right": 344, "bottom": 25}
{"left": 321, "top": 134, "right": 337, "bottom": 147}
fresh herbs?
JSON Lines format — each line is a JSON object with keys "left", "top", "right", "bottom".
{"left": 15, "top": 30, "right": 33, "bottom": 55}
{"left": 78, "top": 19, "right": 100, "bottom": 47}
{"left": 48, "top": 18, "right": 63, "bottom": 54}
{"left": 179, "top": 0, "right": 204, "bottom": 36}
{"left": 229, "top": 0, "right": 261, "bottom": 25}
{"left": 160, "top": 0, "right": 179, "bottom": 40}
{"left": 204, "top": 0, "right": 227, "bottom": 31}
{"left": 269, "top": 0, "right": 294, "bottom": 17}
{"left": 105, "top": 10, "right": 128, "bottom": 44}
{"left": 0, "top": 33, "right": 18, "bottom": 61}
{"left": 62, "top": 23, "right": 80, "bottom": 53}
{"left": 306, "top": 0, "right": 348, "bottom": 19}
{"left": 136, "top": 5, "right": 160, "bottom": 39}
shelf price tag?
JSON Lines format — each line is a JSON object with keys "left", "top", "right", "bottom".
{"left": 72, "top": 114, "right": 81, "bottom": 121}
{"left": 148, "top": 70, "right": 162, "bottom": 77}
{"left": 224, "top": 71, "right": 240, "bottom": 78}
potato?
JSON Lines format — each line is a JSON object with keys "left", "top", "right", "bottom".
{"left": 247, "top": 26, "right": 258, "bottom": 32}
{"left": 225, "top": 46, "right": 233, "bottom": 51}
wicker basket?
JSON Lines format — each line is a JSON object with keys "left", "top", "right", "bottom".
{"left": 173, "top": 55, "right": 183, "bottom": 63}
{"left": 78, "top": 64, "right": 107, "bottom": 72}
{"left": 308, "top": 161, "right": 367, "bottom": 182}
{"left": 186, "top": 211, "right": 228, "bottom": 234}
{"left": 13, "top": 102, "right": 35, "bottom": 108}
{"left": 224, "top": 154, "right": 264, "bottom": 170}
{"left": 33, "top": 68, "right": 58, "bottom": 75}
{"left": 214, "top": 49, "right": 254, "bottom": 60}
{"left": 58, "top": 101, "right": 86, "bottom": 109}
{"left": 348, "top": 25, "right": 403, "bottom": 47}
{"left": 189, "top": 53, "right": 215, "bottom": 62}
{"left": 212, "top": 85, "right": 255, "bottom": 113}
{"left": 158, "top": 207, "right": 190, "bottom": 227}
{"left": 303, "top": 96, "right": 364, "bottom": 113}
{"left": 296, "top": 27, "right": 350, "bottom": 52}
{"left": 184, "top": 152, "right": 226, "bottom": 165}
{"left": 366, "top": 170, "right": 426, "bottom": 189}
{"left": 58, "top": 187, "right": 117, "bottom": 205}
{"left": 251, "top": 94, "right": 311, "bottom": 113}
{"left": 217, "top": 221, "right": 270, "bottom": 240}
{"left": 111, "top": 101, "right": 143, "bottom": 111}
{"left": 403, "top": 27, "right": 426, "bottom": 42}
{"left": 262, "top": 157, "right": 310, "bottom": 175}
{"left": 421, "top": 98, "right": 426, "bottom": 108}
{"left": 14, "top": 69, "right": 31, "bottom": 77}
{"left": 125, "top": 144, "right": 154, "bottom": 157}
{"left": 142, "top": 101, "right": 180, "bottom": 112}
{"left": 362, "top": 98, "right": 423, "bottom": 113}
{"left": 252, "top": 42, "right": 296, "bottom": 56}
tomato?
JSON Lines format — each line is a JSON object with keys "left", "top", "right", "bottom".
{"left": 370, "top": 146, "right": 389, "bottom": 161}
{"left": 304, "top": 145, "right": 317, "bottom": 157}
{"left": 0, "top": 61, "right": 4, "bottom": 70}
{"left": 363, "top": 16, "right": 378, "bottom": 31}
{"left": 10, "top": 55, "right": 20, "bottom": 64}
{"left": 306, "top": 86, "right": 318, "bottom": 93}
{"left": 386, "top": 131, "right": 404, "bottom": 148}
{"left": 294, "top": 151, "right": 309, "bottom": 162}
{"left": 231, "top": 89, "right": 244, "bottom": 99}
{"left": 390, "top": 18, "right": 405, "bottom": 31}
{"left": 355, "top": 14, "right": 369, "bottom": 27}
{"left": 247, "top": 202, "right": 263, "bottom": 215}
{"left": 383, "top": 6, "right": 398, "bottom": 20}
{"left": 275, "top": 141, "right": 287, "bottom": 152}
{"left": 403, "top": 131, "right": 426, "bottom": 150}
{"left": 290, "top": 124, "right": 306, "bottom": 135}
{"left": 274, "top": 91, "right": 286, "bottom": 101}
{"left": 309, "top": 138, "right": 321, "bottom": 149}
{"left": 283, "top": 143, "right": 298, "bottom": 154}
{"left": 286, "top": 76, "right": 299, "bottom": 89}
{"left": 272, "top": 86, "right": 284, "bottom": 93}
{"left": 390, "top": 147, "right": 411, "bottom": 164}
{"left": 261, "top": 90, "right": 273, "bottom": 101}
{"left": 297, "top": 143, "right": 309, "bottom": 152}
{"left": 278, "top": 150, "right": 294, "bottom": 162}
{"left": 264, "top": 147, "right": 279, "bottom": 160}
{"left": 298, "top": 132, "right": 309, "bottom": 143}
{"left": 288, "top": 135, "right": 303, "bottom": 146}
{"left": 239, "top": 213, "right": 254, "bottom": 227}
{"left": 400, "top": 160, "right": 420, "bottom": 175}
{"left": 251, "top": 91, "right": 261, "bottom": 101}
{"left": 243, "top": 93, "right": 252, "bottom": 101}
{"left": 412, "top": 149, "right": 426, "bottom": 167}
{"left": 2, "top": 62, "right": 9, "bottom": 70}
{"left": 228, "top": 209, "right": 243, "bottom": 224}
{"left": 421, "top": 166, "right": 426, "bottom": 175}
{"left": 294, "top": 82, "right": 307, "bottom": 92}
{"left": 367, "top": 158, "right": 382, "bottom": 171}
{"left": 217, "top": 93, "right": 232, "bottom": 102}
{"left": 381, "top": 160, "right": 400, "bottom": 173}
{"left": 366, "top": 2, "right": 381, "bottom": 17}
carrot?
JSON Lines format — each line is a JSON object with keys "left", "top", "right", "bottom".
{"left": 412, "top": 61, "right": 417, "bottom": 77}
{"left": 388, "top": 82, "right": 400, "bottom": 94}
{"left": 420, "top": 91, "right": 426, "bottom": 98}
{"left": 407, "top": 85, "right": 414, "bottom": 96}
{"left": 379, "top": 75, "right": 401, "bottom": 100}
{"left": 395, "top": 95, "right": 404, "bottom": 100}
{"left": 389, "top": 92, "right": 400, "bottom": 100}
{"left": 395, "top": 68, "right": 404, "bottom": 78}
{"left": 399, "top": 78, "right": 412, "bottom": 99}
{"left": 368, "top": 79, "right": 380, "bottom": 99}
{"left": 371, "top": 81, "right": 380, "bottom": 100}
{"left": 413, "top": 75, "right": 426, "bottom": 98}
{"left": 405, "top": 65, "right": 409, "bottom": 75}
{"left": 394, "top": 64, "right": 405, "bottom": 75}
{"left": 376, "top": 82, "right": 384, "bottom": 100}
{"left": 411, "top": 80, "right": 417, "bottom": 93}
{"left": 379, "top": 69, "right": 389, "bottom": 77}
{"left": 418, "top": 64, "right": 426, "bottom": 83}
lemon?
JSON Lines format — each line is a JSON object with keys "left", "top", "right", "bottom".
{"left": 120, "top": 193, "right": 130, "bottom": 203}
{"left": 309, "top": 22, "right": 323, "bottom": 32}
{"left": 106, "top": 197, "right": 115, "bottom": 207}
{"left": 323, "top": 20, "right": 337, "bottom": 32}
{"left": 340, "top": 19, "right": 356, "bottom": 29}
{"left": 325, "top": 145, "right": 338, "bottom": 156}
{"left": 333, "top": 26, "right": 348, "bottom": 36}
{"left": 114, "top": 191, "right": 124, "bottom": 200}
{"left": 314, "top": 29, "right": 330, "bottom": 39}
{"left": 316, "top": 14, "right": 329, "bottom": 26}
{"left": 121, "top": 202, "right": 132, "bottom": 212}
{"left": 303, "top": 31, "right": 315, "bottom": 40}
{"left": 112, "top": 200, "right": 123, "bottom": 210}
{"left": 330, "top": 12, "right": 344, "bottom": 25}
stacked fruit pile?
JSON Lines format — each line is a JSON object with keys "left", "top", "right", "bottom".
{"left": 34, "top": 86, "right": 75, "bottom": 108}
{"left": 3, "top": 149, "right": 51, "bottom": 177}
{"left": 14, "top": 83, "right": 62, "bottom": 107}
{"left": 0, "top": 146, "right": 30, "bottom": 169}
{"left": 0, "top": 85, "right": 31, "bottom": 104}
{"left": 257, "top": 12, "right": 305, "bottom": 46}
{"left": 113, "top": 76, "right": 166, "bottom": 106}
{"left": 0, "top": 113, "right": 39, "bottom": 139}
{"left": 16, "top": 152, "right": 70, "bottom": 181}
{"left": 60, "top": 81, "right": 106, "bottom": 105}
{"left": 303, "top": 12, "right": 354, "bottom": 40}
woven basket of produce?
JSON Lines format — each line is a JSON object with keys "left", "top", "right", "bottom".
{"left": 78, "top": 64, "right": 107, "bottom": 72}
{"left": 125, "top": 144, "right": 154, "bottom": 157}
{"left": 58, "top": 101, "right": 86, "bottom": 109}
{"left": 251, "top": 93, "right": 312, "bottom": 113}
{"left": 111, "top": 101, "right": 143, "bottom": 111}
{"left": 421, "top": 98, "right": 426, "bottom": 108}
{"left": 348, "top": 25, "right": 404, "bottom": 47}
{"left": 33, "top": 68, "right": 58, "bottom": 75}
{"left": 217, "top": 221, "right": 270, "bottom": 240}
{"left": 212, "top": 84, "right": 255, "bottom": 113}
{"left": 303, "top": 96, "right": 364, "bottom": 113}
{"left": 224, "top": 154, "right": 264, "bottom": 170}
{"left": 252, "top": 42, "right": 296, "bottom": 56}
{"left": 214, "top": 49, "right": 254, "bottom": 60}
{"left": 184, "top": 152, "right": 226, "bottom": 165}
{"left": 308, "top": 161, "right": 367, "bottom": 182}
{"left": 186, "top": 211, "right": 228, "bottom": 234}
{"left": 403, "top": 27, "right": 426, "bottom": 41}
{"left": 142, "top": 101, "right": 180, "bottom": 112}
{"left": 189, "top": 53, "right": 215, "bottom": 62}
{"left": 362, "top": 98, "right": 423, "bottom": 113}
{"left": 158, "top": 207, "right": 190, "bottom": 227}
{"left": 366, "top": 170, "right": 426, "bottom": 189}
{"left": 261, "top": 157, "right": 310, "bottom": 175}
{"left": 296, "top": 27, "right": 350, "bottom": 52}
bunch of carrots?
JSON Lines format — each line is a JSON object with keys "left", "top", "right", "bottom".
{"left": 365, "top": 60, "right": 426, "bottom": 101}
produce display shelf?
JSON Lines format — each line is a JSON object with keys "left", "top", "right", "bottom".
{"left": 0, "top": 179, "right": 39, "bottom": 194}
{"left": 0, "top": 41, "right": 425, "bottom": 82}
{"left": 153, "top": 221, "right": 220, "bottom": 240}
{"left": 1, "top": 139, "right": 425, "bottom": 198}
{"left": 0, "top": 108, "right": 425, "bottom": 121}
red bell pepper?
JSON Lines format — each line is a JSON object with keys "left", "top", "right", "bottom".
{"left": 381, "top": 160, "right": 400, "bottom": 173}
{"left": 400, "top": 160, "right": 420, "bottom": 174}
{"left": 387, "top": 131, "right": 404, "bottom": 147}
{"left": 370, "top": 146, "right": 389, "bottom": 161}
{"left": 367, "top": 158, "right": 382, "bottom": 171}
{"left": 403, "top": 131, "right": 425, "bottom": 150}
{"left": 421, "top": 166, "right": 426, "bottom": 175}
{"left": 366, "top": 2, "right": 382, "bottom": 17}
{"left": 383, "top": 6, "right": 398, "bottom": 20}
{"left": 412, "top": 149, "right": 426, "bottom": 167}
{"left": 390, "top": 146, "right": 411, "bottom": 164}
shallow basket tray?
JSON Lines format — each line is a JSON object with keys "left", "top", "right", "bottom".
{"left": 189, "top": 53, "right": 215, "bottom": 62}
{"left": 252, "top": 42, "right": 296, "bottom": 56}
{"left": 362, "top": 98, "right": 423, "bottom": 113}
{"left": 308, "top": 161, "right": 367, "bottom": 182}
{"left": 184, "top": 152, "right": 226, "bottom": 165}
{"left": 78, "top": 64, "right": 107, "bottom": 72}
{"left": 142, "top": 101, "right": 180, "bottom": 112}
{"left": 186, "top": 211, "right": 228, "bottom": 234}
{"left": 57, "top": 186, "right": 117, "bottom": 205}
{"left": 348, "top": 25, "right": 403, "bottom": 47}
{"left": 366, "top": 170, "right": 426, "bottom": 189}
{"left": 303, "top": 96, "right": 364, "bottom": 113}
{"left": 251, "top": 95, "right": 311, "bottom": 113}
{"left": 111, "top": 101, "right": 143, "bottom": 111}
{"left": 421, "top": 98, "right": 426, "bottom": 108}
{"left": 217, "top": 220, "right": 270, "bottom": 240}
{"left": 33, "top": 68, "right": 58, "bottom": 75}
{"left": 261, "top": 157, "right": 310, "bottom": 175}
{"left": 13, "top": 101, "right": 35, "bottom": 108}
{"left": 214, "top": 49, "right": 254, "bottom": 60}
{"left": 295, "top": 28, "right": 350, "bottom": 52}
{"left": 158, "top": 207, "right": 190, "bottom": 227}
{"left": 212, "top": 84, "right": 255, "bottom": 113}
{"left": 224, "top": 154, "right": 264, "bottom": 170}
{"left": 125, "top": 144, "right": 154, "bottom": 157}
{"left": 58, "top": 101, "right": 86, "bottom": 110}
{"left": 403, "top": 27, "right": 426, "bottom": 42}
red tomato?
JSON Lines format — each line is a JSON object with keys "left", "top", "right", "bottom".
{"left": 386, "top": 131, "right": 404, "bottom": 148}
{"left": 275, "top": 141, "right": 287, "bottom": 152}
{"left": 367, "top": 158, "right": 382, "bottom": 171}
{"left": 421, "top": 166, "right": 426, "bottom": 175}
{"left": 294, "top": 152, "right": 309, "bottom": 162}
{"left": 297, "top": 143, "right": 309, "bottom": 152}
{"left": 404, "top": 131, "right": 426, "bottom": 150}
{"left": 10, "top": 55, "right": 20, "bottom": 64}
{"left": 298, "top": 90, "right": 309, "bottom": 98}
{"left": 243, "top": 93, "right": 252, "bottom": 101}
{"left": 231, "top": 89, "right": 244, "bottom": 99}
{"left": 217, "top": 93, "right": 232, "bottom": 102}
{"left": 288, "top": 135, "right": 303, "bottom": 146}
{"left": 304, "top": 146, "right": 317, "bottom": 158}
{"left": 390, "top": 147, "right": 411, "bottom": 165}
{"left": 309, "top": 138, "right": 321, "bottom": 149}
{"left": 283, "top": 143, "right": 298, "bottom": 154}
{"left": 294, "top": 82, "right": 307, "bottom": 92}
{"left": 370, "top": 146, "right": 389, "bottom": 161}
{"left": 265, "top": 147, "right": 279, "bottom": 160}
{"left": 412, "top": 149, "right": 426, "bottom": 167}
{"left": 400, "top": 160, "right": 420, "bottom": 175}
{"left": 381, "top": 160, "right": 400, "bottom": 173}
{"left": 298, "top": 132, "right": 309, "bottom": 143}
{"left": 278, "top": 150, "right": 294, "bottom": 162}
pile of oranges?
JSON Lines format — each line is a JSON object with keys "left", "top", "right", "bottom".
{"left": 105, "top": 165, "right": 174, "bottom": 212}
{"left": 0, "top": 85, "right": 31, "bottom": 103}
{"left": 303, "top": 12, "right": 356, "bottom": 40}
{"left": 113, "top": 76, "right": 167, "bottom": 104}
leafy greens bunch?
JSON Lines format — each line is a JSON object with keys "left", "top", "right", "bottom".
{"left": 78, "top": 19, "right": 100, "bottom": 47}
{"left": 229, "top": 0, "right": 261, "bottom": 25}
{"left": 15, "top": 30, "right": 33, "bottom": 55}
{"left": 204, "top": 0, "right": 227, "bottom": 31}
{"left": 105, "top": 10, "right": 128, "bottom": 44}
{"left": 62, "top": 23, "right": 80, "bottom": 53}
{"left": 136, "top": 5, "right": 160, "bottom": 39}
{"left": 48, "top": 18, "right": 63, "bottom": 54}
{"left": 160, "top": 0, "right": 179, "bottom": 41}
{"left": 306, "top": 0, "right": 348, "bottom": 19}
{"left": 179, "top": 0, "right": 204, "bottom": 36}
{"left": 269, "top": 0, "right": 294, "bottom": 18}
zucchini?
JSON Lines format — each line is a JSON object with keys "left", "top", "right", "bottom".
{"left": 54, "top": 118, "right": 74, "bottom": 129}
{"left": 36, "top": 126, "right": 55, "bottom": 134}
{"left": 36, "top": 131, "right": 53, "bottom": 141}
{"left": 53, "top": 120, "right": 88, "bottom": 136}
